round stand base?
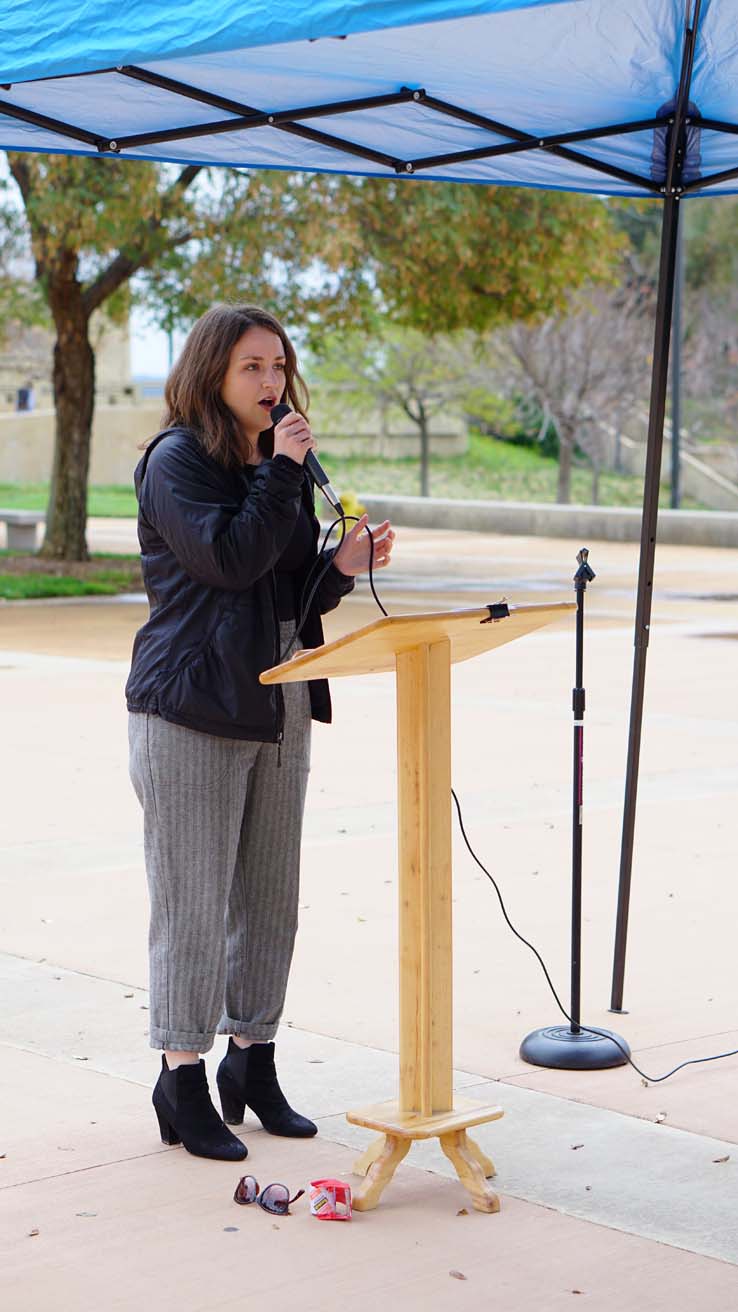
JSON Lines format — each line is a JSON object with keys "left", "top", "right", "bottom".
{"left": 519, "top": 1024, "right": 630, "bottom": 1071}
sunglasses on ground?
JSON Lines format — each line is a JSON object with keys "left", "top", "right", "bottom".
{"left": 233, "top": 1175, "right": 305, "bottom": 1215}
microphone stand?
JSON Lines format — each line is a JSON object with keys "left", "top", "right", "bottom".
{"left": 519, "top": 548, "right": 630, "bottom": 1070}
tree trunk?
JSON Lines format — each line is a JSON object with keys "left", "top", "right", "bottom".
{"left": 613, "top": 425, "right": 622, "bottom": 473}
{"left": 556, "top": 432, "right": 573, "bottom": 503}
{"left": 418, "top": 406, "right": 430, "bottom": 498}
{"left": 41, "top": 281, "right": 95, "bottom": 560}
{"left": 591, "top": 464, "right": 600, "bottom": 505}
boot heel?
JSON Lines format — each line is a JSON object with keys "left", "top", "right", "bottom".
{"left": 152, "top": 1056, "right": 247, "bottom": 1161}
{"left": 219, "top": 1085, "right": 246, "bottom": 1125}
{"left": 155, "top": 1106, "right": 182, "bottom": 1145}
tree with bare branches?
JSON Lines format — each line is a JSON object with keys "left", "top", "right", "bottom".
{"left": 311, "top": 327, "right": 471, "bottom": 497}
{"left": 490, "top": 283, "right": 653, "bottom": 503}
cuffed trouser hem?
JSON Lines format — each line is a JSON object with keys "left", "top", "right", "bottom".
{"left": 216, "top": 1017, "right": 279, "bottom": 1042}
{"left": 149, "top": 1026, "right": 216, "bottom": 1054}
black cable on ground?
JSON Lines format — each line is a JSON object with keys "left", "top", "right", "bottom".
{"left": 285, "top": 522, "right": 736, "bottom": 1085}
{"left": 451, "top": 788, "right": 738, "bottom": 1085}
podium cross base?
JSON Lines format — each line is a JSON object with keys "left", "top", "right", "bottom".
{"left": 346, "top": 1097, "right": 503, "bottom": 1213}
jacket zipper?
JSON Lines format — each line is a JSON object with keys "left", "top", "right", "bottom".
{"left": 271, "top": 476, "right": 315, "bottom": 765}
{"left": 269, "top": 568, "right": 285, "bottom": 767}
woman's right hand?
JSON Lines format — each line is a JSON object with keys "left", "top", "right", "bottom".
{"left": 273, "top": 411, "right": 317, "bottom": 466}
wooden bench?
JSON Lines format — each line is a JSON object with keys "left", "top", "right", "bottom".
{"left": 0, "top": 509, "right": 45, "bottom": 551}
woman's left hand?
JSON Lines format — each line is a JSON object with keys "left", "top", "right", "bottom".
{"left": 333, "top": 516, "right": 395, "bottom": 577}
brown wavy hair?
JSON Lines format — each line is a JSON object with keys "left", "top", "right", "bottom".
{"left": 158, "top": 304, "right": 309, "bottom": 469}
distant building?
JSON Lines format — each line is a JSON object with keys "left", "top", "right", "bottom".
{"left": 0, "top": 314, "right": 134, "bottom": 411}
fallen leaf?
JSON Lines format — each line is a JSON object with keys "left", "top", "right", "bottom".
{"left": 713, "top": 1155, "right": 730, "bottom": 1164}
{"left": 124, "top": 992, "right": 134, "bottom": 999}
{"left": 449, "top": 1271, "right": 467, "bottom": 1281}
{"left": 28, "top": 1228, "right": 40, "bottom": 1237}
{"left": 456, "top": 1208, "right": 468, "bottom": 1216}
{"left": 571, "top": 1143, "right": 584, "bottom": 1150}
{"left": 655, "top": 1112, "right": 667, "bottom": 1124}
{"left": 272, "top": 1224, "right": 280, "bottom": 1230}
{"left": 641, "top": 1078, "right": 649, "bottom": 1088}
{"left": 73, "top": 1055, "right": 88, "bottom": 1062}
{"left": 571, "top": 1291, "right": 584, "bottom": 1296}
{"left": 139, "top": 1005, "right": 149, "bottom": 1010}
{"left": 585, "top": 1185, "right": 592, "bottom": 1192}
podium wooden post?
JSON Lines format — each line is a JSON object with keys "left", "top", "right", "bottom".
{"left": 261, "top": 601, "right": 573, "bottom": 1212}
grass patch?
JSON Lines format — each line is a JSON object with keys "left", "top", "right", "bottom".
{"left": 0, "top": 482, "right": 139, "bottom": 517}
{"left": 0, "top": 435, "right": 705, "bottom": 516}
{"left": 0, "top": 551, "right": 143, "bottom": 600}
{"left": 325, "top": 434, "right": 704, "bottom": 509}
{"left": 0, "top": 572, "right": 135, "bottom": 600}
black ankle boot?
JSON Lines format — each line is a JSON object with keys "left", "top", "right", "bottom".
{"left": 217, "top": 1040, "right": 317, "bottom": 1138}
{"left": 153, "top": 1056, "right": 248, "bottom": 1160}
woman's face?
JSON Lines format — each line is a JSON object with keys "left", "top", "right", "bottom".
{"left": 220, "top": 325, "right": 287, "bottom": 442}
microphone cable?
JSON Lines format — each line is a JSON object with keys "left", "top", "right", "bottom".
{"left": 279, "top": 511, "right": 386, "bottom": 662}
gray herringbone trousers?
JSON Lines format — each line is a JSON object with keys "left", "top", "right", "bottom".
{"left": 128, "top": 623, "right": 311, "bottom": 1053}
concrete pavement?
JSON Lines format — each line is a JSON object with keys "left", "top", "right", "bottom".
{"left": 1, "top": 522, "right": 737, "bottom": 1308}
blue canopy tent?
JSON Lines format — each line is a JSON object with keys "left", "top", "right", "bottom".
{"left": 1, "top": 0, "right": 731, "bottom": 1009}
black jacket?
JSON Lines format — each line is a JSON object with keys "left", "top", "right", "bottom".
{"left": 125, "top": 427, "right": 354, "bottom": 741}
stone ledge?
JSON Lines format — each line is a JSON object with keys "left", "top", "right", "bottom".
{"left": 356, "top": 494, "right": 738, "bottom": 549}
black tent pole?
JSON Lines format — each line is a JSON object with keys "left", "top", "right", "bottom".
{"left": 609, "top": 195, "right": 681, "bottom": 1012}
{"left": 610, "top": 0, "right": 701, "bottom": 1012}
{"left": 671, "top": 219, "right": 684, "bottom": 509}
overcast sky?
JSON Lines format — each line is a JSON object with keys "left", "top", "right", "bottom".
{"left": 129, "top": 307, "right": 188, "bottom": 378}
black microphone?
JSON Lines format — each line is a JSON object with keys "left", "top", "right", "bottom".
{"left": 270, "top": 403, "right": 344, "bottom": 517}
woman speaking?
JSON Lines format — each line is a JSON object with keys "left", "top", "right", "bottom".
{"left": 126, "top": 304, "right": 394, "bottom": 1161}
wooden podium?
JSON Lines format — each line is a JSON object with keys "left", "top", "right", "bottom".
{"left": 261, "top": 601, "right": 573, "bottom": 1212}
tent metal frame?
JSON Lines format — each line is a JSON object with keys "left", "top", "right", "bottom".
{"left": 0, "top": 0, "right": 717, "bottom": 1010}
{"left": 2, "top": 50, "right": 736, "bottom": 194}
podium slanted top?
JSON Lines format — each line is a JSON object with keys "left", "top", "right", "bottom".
{"left": 260, "top": 602, "right": 574, "bottom": 685}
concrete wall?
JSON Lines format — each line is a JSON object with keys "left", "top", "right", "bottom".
{"left": 619, "top": 434, "right": 738, "bottom": 512}
{"left": 0, "top": 404, "right": 164, "bottom": 484}
{"left": 359, "top": 493, "right": 738, "bottom": 549}
{"left": 0, "top": 402, "right": 468, "bottom": 484}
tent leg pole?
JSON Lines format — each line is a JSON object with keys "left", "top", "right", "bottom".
{"left": 609, "top": 194, "right": 681, "bottom": 1013}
